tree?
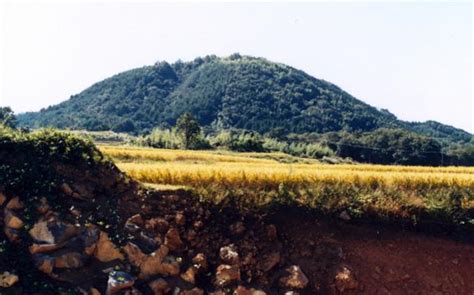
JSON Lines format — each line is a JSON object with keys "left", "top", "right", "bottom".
{"left": 0, "top": 107, "right": 17, "bottom": 128}
{"left": 175, "top": 113, "right": 201, "bottom": 149}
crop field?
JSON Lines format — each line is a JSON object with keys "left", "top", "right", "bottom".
{"left": 100, "top": 145, "right": 474, "bottom": 228}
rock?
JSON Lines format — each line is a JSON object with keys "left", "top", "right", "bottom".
{"left": 192, "top": 253, "right": 207, "bottom": 269}
{"left": 148, "top": 278, "right": 170, "bottom": 295}
{"left": 4, "top": 227, "right": 20, "bottom": 243}
{"left": 29, "top": 221, "right": 55, "bottom": 244}
{"left": 91, "top": 287, "right": 101, "bottom": 295}
{"left": 4, "top": 210, "right": 24, "bottom": 229}
{"left": 94, "top": 231, "right": 124, "bottom": 262}
{"left": 234, "top": 286, "right": 267, "bottom": 295}
{"left": 139, "top": 245, "right": 179, "bottom": 278}
{"left": 175, "top": 212, "right": 186, "bottom": 225}
{"left": 29, "top": 219, "right": 80, "bottom": 244}
{"left": 259, "top": 252, "right": 280, "bottom": 271}
{"left": 127, "top": 214, "right": 144, "bottom": 227}
{"left": 180, "top": 288, "right": 204, "bottom": 295}
{"left": 186, "top": 229, "right": 197, "bottom": 242}
{"left": 29, "top": 243, "right": 63, "bottom": 254}
{"left": 0, "top": 192, "right": 6, "bottom": 206}
{"left": 164, "top": 227, "right": 183, "bottom": 251}
{"left": 36, "top": 197, "right": 50, "bottom": 214}
{"left": 339, "top": 211, "right": 351, "bottom": 221}
{"left": 279, "top": 265, "right": 309, "bottom": 289}
{"left": 220, "top": 245, "right": 240, "bottom": 265}
{"left": 215, "top": 264, "right": 240, "bottom": 287}
{"left": 123, "top": 242, "right": 147, "bottom": 267}
{"left": 106, "top": 271, "right": 135, "bottom": 295}
{"left": 181, "top": 266, "right": 198, "bottom": 284}
{"left": 230, "top": 221, "right": 246, "bottom": 236}
{"left": 334, "top": 265, "right": 359, "bottom": 292}
{"left": 6, "top": 197, "right": 23, "bottom": 210}
{"left": 265, "top": 225, "right": 277, "bottom": 241}
{"left": 82, "top": 225, "right": 100, "bottom": 255}
{"left": 146, "top": 217, "right": 169, "bottom": 233}
{"left": 34, "top": 255, "right": 54, "bottom": 274}
{"left": 161, "top": 255, "right": 181, "bottom": 277}
{"left": 139, "top": 246, "right": 169, "bottom": 278}
{"left": 0, "top": 271, "right": 19, "bottom": 288}
{"left": 54, "top": 252, "right": 84, "bottom": 269}
{"left": 61, "top": 183, "right": 74, "bottom": 196}
{"left": 193, "top": 220, "right": 204, "bottom": 229}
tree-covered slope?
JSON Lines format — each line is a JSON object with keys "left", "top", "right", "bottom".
{"left": 18, "top": 54, "right": 472, "bottom": 143}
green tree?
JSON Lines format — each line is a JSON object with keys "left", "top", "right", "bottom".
{"left": 176, "top": 113, "right": 201, "bottom": 149}
{"left": 0, "top": 107, "right": 17, "bottom": 128}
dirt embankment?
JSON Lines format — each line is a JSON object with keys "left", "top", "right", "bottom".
{"left": 0, "top": 135, "right": 473, "bottom": 294}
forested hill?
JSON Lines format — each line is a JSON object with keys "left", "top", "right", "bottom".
{"left": 18, "top": 54, "right": 472, "bottom": 143}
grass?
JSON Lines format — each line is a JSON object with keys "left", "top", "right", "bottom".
{"left": 100, "top": 145, "right": 474, "bottom": 229}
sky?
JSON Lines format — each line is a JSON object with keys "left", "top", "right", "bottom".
{"left": 0, "top": 1, "right": 472, "bottom": 133}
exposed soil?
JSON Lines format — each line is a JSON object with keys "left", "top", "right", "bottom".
{"left": 272, "top": 209, "right": 474, "bottom": 295}
{"left": 0, "top": 149, "right": 473, "bottom": 295}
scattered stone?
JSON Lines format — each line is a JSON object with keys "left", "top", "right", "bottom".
{"left": 29, "top": 219, "right": 80, "bottom": 244}
{"left": 339, "top": 211, "right": 351, "bottom": 221}
{"left": 0, "top": 192, "right": 6, "bottom": 206}
{"left": 0, "top": 272, "right": 19, "bottom": 288}
{"left": 4, "top": 210, "right": 24, "bottom": 229}
{"left": 259, "top": 252, "right": 280, "bottom": 271}
{"left": 34, "top": 255, "right": 54, "bottom": 274}
{"left": 192, "top": 253, "right": 207, "bottom": 269}
{"left": 29, "top": 221, "right": 55, "bottom": 244}
{"left": 123, "top": 242, "right": 146, "bottom": 268}
{"left": 265, "top": 225, "right": 277, "bottom": 241}
{"left": 175, "top": 212, "right": 186, "bottom": 225}
{"left": 193, "top": 220, "right": 204, "bottom": 229}
{"left": 279, "top": 265, "right": 309, "bottom": 289}
{"left": 61, "top": 183, "right": 74, "bottom": 196}
{"left": 334, "top": 265, "right": 359, "bottom": 292}
{"left": 94, "top": 231, "right": 125, "bottom": 262}
{"left": 180, "top": 287, "right": 204, "bottom": 295}
{"left": 215, "top": 264, "right": 240, "bottom": 287}
{"left": 36, "top": 197, "right": 50, "bottom": 214}
{"left": 148, "top": 278, "right": 170, "bottom": 295}
{"left": 234, "top": 285, "right": 267, "bottom": 295}
{"left": 54, "top": 252, "right": 84, "bottom": 269}
{"left": 139, "top": 245, "right": 180, "bottom": 278}
{"left": 106, "top": 271, "right": 135, "bottom": 295}
{"left": 181, "top": 266, "right": 198, "bottom": 284}
{"left": 90, "top": 287, "right": 101, "bottom": 295}
{"left": 186, "top": 229, "right": 197, "bottom": 242}
{"left": 220, "top": 245, "right": 240, "bottom": 265}
{"left": 127, "top": 214, "right": 144, "bottom": 227}
{"left": 164, "top": 227, "right": 183, "bottom": 251}
{"left": 6, "top": 197, "right": 23, "bottom": 210}
{"left": 4, "top": 227, "right": 20, "bottom": 243}
{"left": 29, "top": 243, "right": 63, "bottom": 254}
{"left": 146, "top": 217, "right": 169, "bottom": 233}
{"left": 230, "top": 221, "right": 246, "bottom": 236}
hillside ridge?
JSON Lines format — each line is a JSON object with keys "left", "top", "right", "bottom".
{"left": 18, "top": 54, "right": 472, "bottom": 144}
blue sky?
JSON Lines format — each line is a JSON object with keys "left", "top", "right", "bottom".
{"left": 0, "top": 1, "right": 472, "bottom": 132}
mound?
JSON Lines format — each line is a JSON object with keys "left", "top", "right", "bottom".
{"left": 18, "top": 55, "right": 471, "bottom": 143}
{"left": 1, "top": 130, "right": 473, "bottom": 294}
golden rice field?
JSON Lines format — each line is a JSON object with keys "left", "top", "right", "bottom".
{"left": 100, "top": 145, "right": 474, "bottom": 228}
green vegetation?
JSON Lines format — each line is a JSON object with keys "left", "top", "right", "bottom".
{"left": 0, "top": 107, "right": 17, "bottom": 129}
{"left": 15, "top": 54, "right": 473, "bottom": 165}
{"left": 18, "top": 54, "right": 471, "bottom": 141}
